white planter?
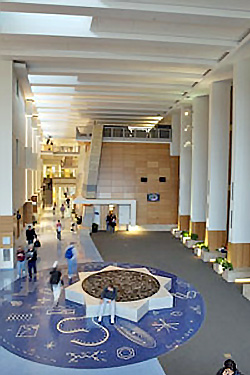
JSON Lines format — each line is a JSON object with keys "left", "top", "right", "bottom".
{"left": 222, "top": 267, "right": 250, "bottom": 282}
{"left": 182, "top": 236, "right": 191, "bottom": 245}
{"left": 185, "top": 239, "right": 200, "bottom": 249}
{"left": 173, "top": 230, "right": 182, "bottom": 239}
{"left": 213, "top": 263, "right": 224, "bottom": 275}
{"left": 201, "top": 250, "right": 226, "bottom": 263}
{"left": 193, "top": 247, "right": 202, "bottom": 257}
{"left": 171, "top": 228, "right": 178, "bottom": 235}
{"left": 243, "top": 284, "right": 250, "bottom": 301}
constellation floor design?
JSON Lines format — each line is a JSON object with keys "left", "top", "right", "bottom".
{"left": 0, "top": 263, "right": 205, "bottom": 369}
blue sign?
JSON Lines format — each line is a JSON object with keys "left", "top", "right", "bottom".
{"left": 147, "top": 193, "right": 160, "bottom": 202}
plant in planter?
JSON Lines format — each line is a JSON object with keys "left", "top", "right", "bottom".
{"left": 181, "top": 231, "right": 189, "bottom": 238}
{"left": 191, "top": 233, "right": 198, "bottom": 241}
{"left": 214, "top": 257, "right": 233, "bottom": 272}
{"left": 193, "top": 242, "right": 209, "bottom": 256}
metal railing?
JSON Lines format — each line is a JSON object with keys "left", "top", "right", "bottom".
{"left": 103, "top": 127, "right": 172, "bottom": 141}
{"left": 41, "top": 145, "right": 80, "bottom": 154}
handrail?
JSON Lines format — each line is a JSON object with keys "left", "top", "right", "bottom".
{"left": 103, "top": 127, "right": 172, "bottom": 140}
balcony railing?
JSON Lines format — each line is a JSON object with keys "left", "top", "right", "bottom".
{"left": 103, "top": 127, "right": 172, "bottom": 142}
{"left": 76, "top": 126, "right": 172, "bottom": 143}
{"left": 41, "top": 145, "right": 80, "bottom": 154}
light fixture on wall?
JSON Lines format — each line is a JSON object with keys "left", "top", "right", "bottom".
{"left": 184, "top": 141, "right": 192, "bottom": 148}
{"left": 184, "top": 111, "right": 189, "bottom": 116}
{"left": 184, "top": 125, "right": 192, "bottom": 132}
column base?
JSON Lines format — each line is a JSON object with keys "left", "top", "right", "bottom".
{"left": 190, "top": 222, "right": 206, "bottom": 240}
{"left": 205, "top": 230, "right": 227, "bottom": 251}
{"left": 228, "top": 243, "right": 250, "bottom": 268}
{"left": 178, "top": 215, "right": 190, "bottom": 231}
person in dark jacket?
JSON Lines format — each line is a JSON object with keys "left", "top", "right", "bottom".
{"left": 49, "top": 261, "right": 64, "bottom": 307}
{"left": 98, "top": 283, "right": 117, "bottom": 324}
{"left": 26, "top": 244, "right": 37, "bottom": 281}
{"left": 26, "top": 225, "right": 37, "bottom": 245}
{"left": 216, "top": 359, "right": 243, "bottom": 375}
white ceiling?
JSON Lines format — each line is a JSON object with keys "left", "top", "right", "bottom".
{"left": 1, "top": 0, "right": 250, "bottom": 137}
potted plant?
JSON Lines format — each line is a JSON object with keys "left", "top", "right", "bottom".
{"left": 184, "top": 233, "right": 200, "bottom": 248}
{"left": 213, "top": 257, "right": 224, "bottom": 274}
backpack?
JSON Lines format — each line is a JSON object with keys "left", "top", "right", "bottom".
{"left": 17, "top": 251, "right": 25, "bottom": 262}
{"left": 65, "top": 246, "right": 73, "bottom": 259}
{"left": 34, "top": 239, "right": 41, "bottom": 248}
{"left": 50, "top": 270, "right": 61, "bottom": 285}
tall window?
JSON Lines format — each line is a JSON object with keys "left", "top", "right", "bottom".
{"left": 16, "top": 139, "right": 19, "bottom": 166}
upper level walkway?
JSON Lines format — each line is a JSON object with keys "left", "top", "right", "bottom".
{"left": 76, "top": 126, "right": 172, "bottom": 143}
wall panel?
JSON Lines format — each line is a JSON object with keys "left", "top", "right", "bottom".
{"left": 97, "top": 143, "right": 179, "bottom": 225}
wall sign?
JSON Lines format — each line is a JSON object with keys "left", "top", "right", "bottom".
{"left": 147, "top": 193, "right": 160, "bottom": 202}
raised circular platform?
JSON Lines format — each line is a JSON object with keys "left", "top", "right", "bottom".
{"left": 82, "top": 269, "right": 160, "bottom": 302}
{"left": 0, "top": 262, "right": 205, "bottom": 369}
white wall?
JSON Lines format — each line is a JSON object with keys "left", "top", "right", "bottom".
{"left": 0, "top": 61, "right": 13, "bottom": 215}
{"left": 12, "top": 70, "right": 26, "bottom": 212}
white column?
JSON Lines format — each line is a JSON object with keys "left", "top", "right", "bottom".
{"left": 229, "top": 58, "right": 250, "bottom": 244}
{"left": 179, "top": 105, "right": 192, "bottom": 228}
{"left": 0, "top": 61, "right": 13, "bottom": 215}
{"left": 206, "top": 81, "right": 231, "bottom": 238}
{"left": 170, "top": 110, "right": 181, "bottom": 156}
{"left": 190, "top": 96, "right": 209, "bottom": 234}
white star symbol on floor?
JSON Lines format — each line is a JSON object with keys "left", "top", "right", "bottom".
{"left": 45, "top": 341, "right": 55, "bottom": 350}
{"left": 152, "top": 318, "right": 179, "bottom": 333}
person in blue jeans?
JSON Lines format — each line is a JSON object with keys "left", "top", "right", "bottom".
{"left": 26, "top": 245, "right": 37, "bottom": 281}
{"left": 98, "top": 284, "right": 117, "bottom": 324}
{"left": 65, "top": 242, "right": 77, "bottom": 282}
{"left": 16, "top": 246, "right": 26, "bottom": 278}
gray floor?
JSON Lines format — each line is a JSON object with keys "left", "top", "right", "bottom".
{"left": 92, "top": 231, "right": 250, "bottom": 375}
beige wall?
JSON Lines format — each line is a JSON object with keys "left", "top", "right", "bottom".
{"left": 97, "top": 143, "right": 179, "bottom": 225}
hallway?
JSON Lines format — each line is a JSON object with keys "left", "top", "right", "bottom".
{"left": 92, "top": 231, "right": 250, "bottom": 375}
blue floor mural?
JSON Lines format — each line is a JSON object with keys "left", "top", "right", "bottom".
{"left": 0, "top": 262, "right": 205, "bottom": 369}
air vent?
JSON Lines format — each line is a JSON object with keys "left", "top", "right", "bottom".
{"left": 141, "top": 177, "right": 147, "bottom": 183}
{"left": 182, "top": 91, "right": 188, "bottom": 96}
{"left": 169, "top": 106, "right": 173, "bottom": 110}
{"left": 238, "top": 28, "right": 250, "bottom": 43}
{"left": 159, "top": 177, "right": 166, "bottom": 182}
{"left": 217, "top": 51, "right": 230, "bottom": 63}
{"left": 203, "top": 69, "right": 212, "bottom": 77}
{"left": 191, "top": 81, "right": 199, "bottom": 88}
{"left": 175, "top": 100, "right": 180, "bottom": 104}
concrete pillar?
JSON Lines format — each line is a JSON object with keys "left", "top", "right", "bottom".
{"left": 206, "top": 80, "right": 231, "bottom": 250}
{"left": 190, "top": 96, "right": 209, "bottom": 240}
{"left": 0, "top": 60, "right": 14, "bottom": 268}
{"left": 178, "top": 105, "right": 192, "bottom": 231}
{"left": 228, "top": 58, "right": 250, "bottom": 268}
{"left": 170, "top": 110, "right": 181, "bottom": 156}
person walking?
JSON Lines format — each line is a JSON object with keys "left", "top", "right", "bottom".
{"left": 49, "top": 261, "right": 64, "bottom": 307}
{"left": 98, "top": 283, "right": 117, "bottom": 324}
{"left": 106, "top": 213, "right": 111, "bottom": 232}
{"left": 16, "top": 246, "right": 26, "bottom": 278}
{"left": 26, "top": 244, "right": 37, "bottom": 281}
{"left": 26, "top": 225, "right": 37, "bottom": 245}
{"left": 52, "top": 202, "right": 56, "bottom": 215}
{"left": 65, "top": 242, "right": 77, "bottom": 282}
{"left": 66, "top": 197, "right": 70, "bottom": 209}
{"left": 111, "top": 214, "right": 116, "bottom": 233}
{"left": 56, "top": 220, "right": 62, "bottom": 240}
{"left": 60, "top": 204, "right": 65, "bottom": 218}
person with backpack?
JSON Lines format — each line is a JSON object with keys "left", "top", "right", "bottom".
{"left": 26, "top": 225, "right": 37, "bottom": 245}
{"left": 26, "top": 244, "right": 37, "bottom": 281}
{"left": 16, "top": 246, "right": 26, "bottom": 278}
{"left": 65, "top": 242, "right": 77, "bottom": 282}
{"left": 49, "top": 261, "right": 64, "bottom": 307}
{"left": 56, "top": 220, "right": 62, "bottom": 240}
